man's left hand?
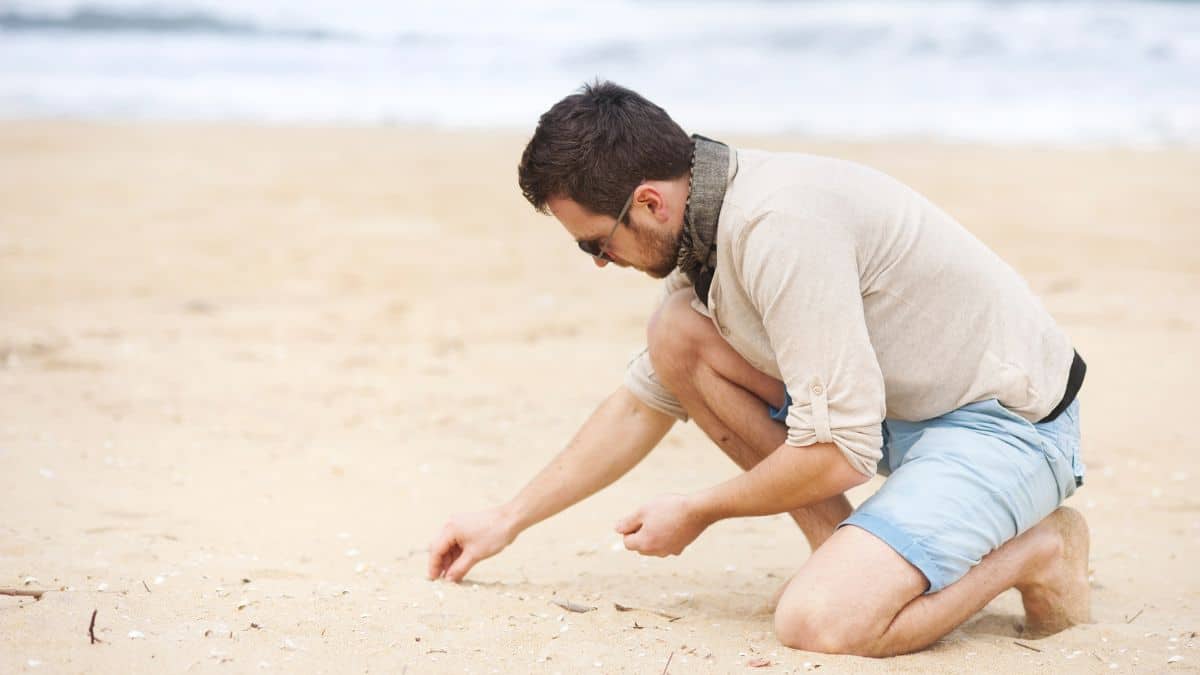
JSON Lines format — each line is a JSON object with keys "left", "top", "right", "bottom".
{"left": 615, "top": 494, "right": 712, "bottom": 557}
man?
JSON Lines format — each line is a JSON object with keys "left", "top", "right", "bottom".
{"left": 427, "top": 81, "right": 1090, "bottom": 657}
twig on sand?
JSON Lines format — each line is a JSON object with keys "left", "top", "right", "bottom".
{"left": 0, "top": 588, "right": 48, "bottom": 600}
{"left": 661, "top": 651, "right": 674, "bottom": 675}
{"left": 613, "top": 602, "right": 683, "bottom": 622}
{"left": 551, "top": 599, "right": 596, "bottom": 613}
{"left": 1125, "top": 607, "right": 1144, "bottom": 624}
{"left": 1013, "top": 641, "right": 1042, "bottom": 653}
{"left": 88, "top": 609, "right": 102, "bottom": 644}
{"left": 142, "top": 580, "right": 152, "bottom": 593}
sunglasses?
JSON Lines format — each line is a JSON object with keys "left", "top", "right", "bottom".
{"left": 577, "top": 184, "right": 638, "bottom": 262}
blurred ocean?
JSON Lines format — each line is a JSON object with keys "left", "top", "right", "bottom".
{"left": 1, "top": 0, "right": 1198, "bottom": 144}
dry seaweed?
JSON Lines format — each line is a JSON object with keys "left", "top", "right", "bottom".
{"left": 613, "top": 602, "right": 682, "bottom": 622}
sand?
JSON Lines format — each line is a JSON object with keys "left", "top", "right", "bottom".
{"left": 1, "top": 121, "right": 1198, "bottom": 673}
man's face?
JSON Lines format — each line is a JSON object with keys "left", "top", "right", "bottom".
{"left": 547, "top": 188, "right": 681, "bottom": 279}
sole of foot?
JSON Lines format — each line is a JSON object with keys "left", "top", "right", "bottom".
{"left": 1017, "top": 506, "right": 1092, "bottom": 639}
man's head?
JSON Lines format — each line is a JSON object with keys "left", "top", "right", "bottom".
{"left": 518, "top": 81, "right": 693, "bottom": 278}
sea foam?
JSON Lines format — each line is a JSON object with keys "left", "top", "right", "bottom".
{"left": 1, "top": 0, "right": 1197, "bottom": 145}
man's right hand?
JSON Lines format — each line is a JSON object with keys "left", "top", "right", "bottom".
{"left": 427, "top": 506, "right": 519, "bottom": 582}
{"left": 425, "top": 387, "right": 673, "bottom": 583}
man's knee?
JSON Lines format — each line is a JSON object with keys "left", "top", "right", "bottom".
{"left": 646, "top": 289, "right": 717, "bottom": 382}
{"left": 774, "top": 588, "right": 884, "bottom": 656}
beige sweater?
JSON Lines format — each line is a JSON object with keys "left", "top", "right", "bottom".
{"left": 625, "top": 148, "right": 1075, "bottom": 477}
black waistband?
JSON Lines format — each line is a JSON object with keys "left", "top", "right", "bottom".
{"left": 1039, "top": 350, "right": 1086, "bottom": 424}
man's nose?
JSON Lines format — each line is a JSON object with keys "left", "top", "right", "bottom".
{"left": 593, "top": 257, "right": 609, "bottom": 268}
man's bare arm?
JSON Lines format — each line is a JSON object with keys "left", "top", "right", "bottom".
{"left": 695, "top": 441, "right": 867, "bottom": 521}
{"left": 617, "top": 441, "right": 868, "bottom": 557}
{"left": 428, "top": 385, "right": 674, "bottom": 581}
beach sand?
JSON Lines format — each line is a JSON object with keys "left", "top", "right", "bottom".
{"left": 1, "top": 121, "right": 1198, "bottom": 673}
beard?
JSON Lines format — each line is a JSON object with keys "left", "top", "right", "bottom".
{"left": 630, "top": 221, "right": 682, "bottom": 279}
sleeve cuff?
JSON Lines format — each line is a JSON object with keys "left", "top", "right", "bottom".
{"left": 785, "top": 424, "right": 883, "bottom": 478}
{"left": 624, "top": 348, "right": 689, "bottom": 422}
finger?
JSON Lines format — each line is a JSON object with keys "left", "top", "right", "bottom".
{"left": 431, "top": 537, "right": 462, "bottom": 581}
{"left": 444, "top": 550, "right": 478, "bottom": 583}
{"left": 427, "top": 530, "right": 458, "bottom": 579}
{"left": 437, "top": 544, "right": 463, "bottom": 580}
{"left": 623, "top": 530, "right": 646, "bottom": 553}
{"left": 614, "top": 512, "right": 643, "bottom": 535}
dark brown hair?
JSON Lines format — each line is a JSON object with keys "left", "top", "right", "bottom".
{"left": 518, "top": 80, "right": 693, "bottom": 218}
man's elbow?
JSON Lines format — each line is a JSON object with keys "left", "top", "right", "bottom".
{"left": 824, "top": 444, "right": 874, "bottom": 493}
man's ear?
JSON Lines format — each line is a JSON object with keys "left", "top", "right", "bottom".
{"left": 635, "top": 185, "right": 667, "bottom": 221}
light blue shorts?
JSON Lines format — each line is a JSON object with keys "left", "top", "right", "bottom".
{"left": 772, "top": 396, "right": 1084, "bottom": 593}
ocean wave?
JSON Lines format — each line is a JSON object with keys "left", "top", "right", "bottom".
{"left": 0, "top": 5, "right": 343, "bottom": 40}
{"left": 1, "top": 0, "right": 1197, "bottom": 144}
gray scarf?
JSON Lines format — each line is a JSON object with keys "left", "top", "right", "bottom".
{"left": 676, "top": 135, "right": 730, "bottom": 307}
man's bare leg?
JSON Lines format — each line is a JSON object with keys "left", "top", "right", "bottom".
{"left": 772, "top": 506, "right": 1090, "bottom": 656}
{"left": 646, "top": 290, "right": 852, "bottom": 551}
{"left": 646, "top": 290, "right": 1089, "bottom": 654}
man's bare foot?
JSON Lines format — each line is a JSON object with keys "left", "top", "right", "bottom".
{"left": 1015, "top": 507, "right": 1092, "bottom": 638}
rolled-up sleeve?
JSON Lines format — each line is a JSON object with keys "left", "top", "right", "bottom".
{"left": 735, "top": 211, "right": 886, "bottom": 477}
{"left": 624, "top": 349, "right": 689, "bottom": 421}
{"left": 623, "top": 269, "right": 695, "bottom": 422}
